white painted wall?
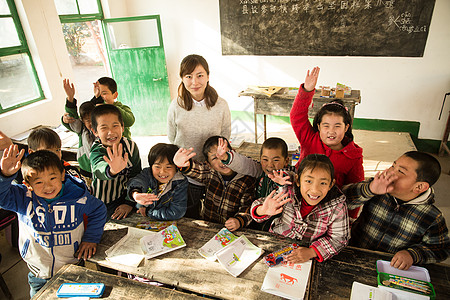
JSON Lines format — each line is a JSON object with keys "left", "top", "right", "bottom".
{"left": 1, "top": 0, "right": 449, "bottom": 142}
{"left": 0, "top": 0, "right": 72, "bottom": 138}
{"left": 104, "top": 0, "right": 450, "bottom": 141}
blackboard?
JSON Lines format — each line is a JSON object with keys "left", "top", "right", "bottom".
{"left": 219, "top": 0, "right": 435, "bottom": 57}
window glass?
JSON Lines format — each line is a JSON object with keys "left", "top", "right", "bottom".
{"left": 78, "top": 0, "right": 98, "bottom": 14}
{"left": 107, "top": 19, "right": 160, "bottom": 50}
{"left": 0, "top": 54, "right": 41, "bottom": 109}
{"left": 54, "top": 0, "right": 78, "bottom": 15}
{"left": 0, "top": 0, "right": 10, "bottom": 14}
{"left": 0, "top": 18, "right": 21, "bottom": 47}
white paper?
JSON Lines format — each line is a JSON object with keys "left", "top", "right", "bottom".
{"left": 261, "top": 260, "right": 312, "bottom": 300}
{"left": 198, "top": 228, "right": 238, "bottom": 261}
{"left": 215, "top": 235, "right": 262, "bottom": 277}
{"left": 105, "top": 227, "right": 150, "bottom": 267}
{"left": 350, "top": 282, "right": 393, "bottom": 300}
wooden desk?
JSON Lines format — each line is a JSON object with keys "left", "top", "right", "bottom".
{"left": 239, "top": 88, "right": 361, "bottom": 143}
{"left": 89, "top": 214, "right": 305, "bottom": 300}
{"left": 32, "top": 264, "right": 202, "bottom": 299}
{"left": 308, "top": 246, "right": 450, "bottom": 299}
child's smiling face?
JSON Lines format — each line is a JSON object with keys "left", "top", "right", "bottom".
{"left": 318, "top": 113, "right": 349, "bottom": 151}
{"left": 25, "top": 167, "right": 65, "bottom": 199}
{"left": 152, "top": 157, "right": 177, "bottom": 184}
{"left": 260, "top": 147, "right": 289, "bottom": 175}
{"left": 93, "top": 113, "right": 124, "bottom": 147}
{"left": 207, "top": 145, "right": 234, "bottom": 176}
{"left": 297, "top": 167, "right": 334, "bottom": 206}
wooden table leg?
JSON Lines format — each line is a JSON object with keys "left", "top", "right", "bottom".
{"left": 254, "top": 111, "right": 258, "bottom": 143}
{"left": 264, "top": 114, "right": 267, "bottom": 142}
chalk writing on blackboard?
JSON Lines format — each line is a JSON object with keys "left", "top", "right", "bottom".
{"left": 219, "top": 0, "right": 435, "bottom": 57}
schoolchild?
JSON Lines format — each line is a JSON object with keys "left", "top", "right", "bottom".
{"left": 251, "top": 154, "right": 350, "bottom": 263}
{"left": 0, "top": 147, "right": 106, "bottom": 297}
{"left": 128, "top": 143, "right": 188, "bottom": 220}
{"left": 173, "top": 136, "right": 255, "bottom": 232}
{"left": 344, "top": 151, "right": 449, "bottom": 270}
{"left": 62, "top": 79, "right": 96, "bottom": 184}
{"left": 290, "top": 67, "right": 364, "bottom": 222}
{"left": 216, "top": 137, "right": 295, "bottom": 230}
{"left": 90, "top": 104, "right": 142, "bottom": 220}
{"left": 28, "top": 127, "right": 83, "bottom": 181}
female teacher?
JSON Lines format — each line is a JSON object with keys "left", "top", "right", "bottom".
{"left": 167, "top": 54, "right": 231, "bottom": 218}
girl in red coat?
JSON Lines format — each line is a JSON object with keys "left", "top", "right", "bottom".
{"left": 290, "top": 67, "right": 364, "bottom": 223}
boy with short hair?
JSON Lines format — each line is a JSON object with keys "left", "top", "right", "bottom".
{"left": 62, "top": 79, "right": 96, "bottom": 183}
{"left": 343, "top": 151, "right": 449, "bottom": 270}
{"left": 0, "top": 146, "right": 106, "bottom": 297}
{"left": 173, "top": 136, "right": 255, "bottom": 232}
{"left": 216, "top": 137, "right": 295, "bottom": 230}
{"left": 90, "top": 104, "right": 142, "bottom": 220}
{"left": 28, "top": 127, "right": 83, "bottom": 180}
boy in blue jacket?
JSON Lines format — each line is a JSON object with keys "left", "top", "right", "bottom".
{"left": 127, "top": 143, "right": 188, "bottom": 220}
{"left": 0, "top": 146, "right": 106, "bottom": 297}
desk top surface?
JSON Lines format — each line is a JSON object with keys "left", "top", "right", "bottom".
{"left": 89, "top": 214, "right": 450, "bottom": 300}
{"left": 239, "top": 87, "right": 361, "bottom": 103}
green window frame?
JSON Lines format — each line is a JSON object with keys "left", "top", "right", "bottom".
{"left": 56, "top": 0, "right": 103, "bottom": 23}
{"left": 0, "top": 0, "right": 44, "bottom": 114}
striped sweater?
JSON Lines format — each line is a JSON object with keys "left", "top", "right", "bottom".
{"left": 90, "top": 137, "right": 142, "bottom": 204}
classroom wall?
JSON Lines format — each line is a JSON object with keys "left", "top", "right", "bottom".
{"left": 103, "top": 0, "right": 450, "bottom": 141}
{"left": 1, "top": 0, "right": 449, "bottom": 142}
{"left": 0, "top": 0, "right": 72, "bottom": 138}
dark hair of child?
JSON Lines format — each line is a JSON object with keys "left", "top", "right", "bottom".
{"left": 260, "top": 137, "right": 288, "bottom": 158}
{"left": 79, "top": 101, "right": 96, "bottom": 121}
{"left": 98, "top": 77, "right": 117, "bottom": 94}
{"left": 177, "top": 54, "right": 218, "bottom": 111}
{"left": 90, "top": 104, "right": 123, "bottom": 132}
{"left": 28, "top": 127, "right": 61, "bottom": 151}
{"left": 21, "top": 150, "right": 64, "bottom": 184}
{"left": 403, "top": 151, "right": 441, "bottom": 186}
{"left": 202, "top": 136, "right": 232, "bottom": 162}
{"left": 148, "top": 143, "right": 179, "bottom": 167}
{"left": 312, "top": 99, "right": 354, "bottom": 141}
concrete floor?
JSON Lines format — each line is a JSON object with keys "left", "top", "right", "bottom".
{"left": 1, "top": 122, "right": 449, "bottom": 299}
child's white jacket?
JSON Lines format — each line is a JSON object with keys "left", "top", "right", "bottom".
{"left": 0, "top": 173, "right": 106, "bottom": 279}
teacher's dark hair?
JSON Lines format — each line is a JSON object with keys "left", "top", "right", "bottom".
{"left": 177, "top": 54, "right": 218, "bottom": 111}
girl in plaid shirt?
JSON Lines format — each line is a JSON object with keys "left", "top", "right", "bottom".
{"left": 251, "top": 154, "right": 350, "bottom": 263}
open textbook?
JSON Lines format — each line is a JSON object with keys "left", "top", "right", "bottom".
{"left": 105, "top": 225, "right": 185, "bottom": 267}
{"left": 198, "top": 228, "right": 238, "bottom": 261}
{"left": 261, "top": 260, "right": 312, "bottom": 300}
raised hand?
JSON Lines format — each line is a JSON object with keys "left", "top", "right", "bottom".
{"left": 133, "top": 192, "right": 158, "bottom": 205}
{"left": 256, "top": 190, "right": 291, "bottom": 216}
{"left": 369, "top": 169, "right": 397, "bottom": 195}
{"left": 93, "top": 81, "right": 101, "bottom": 98}
{"left": 304, "top": 66, "right": 320, "bottom": 92}
{"left": 63, "top": 79, "right": 75, "bottom": 102}
{"left": 268, "top": 170, "right": 292, "bottom": 186}
{"left": 173, "top": 148, "right": 196, "bottom": 168}
{"left": 1, "top": 144, "right": 25, "bottom": 177}
{"left": 104, "top": 143, "right": 128, "bottom": 175}
{"left": 216, "top": 137, "right": 228, "bottom": 161}
{"left": 0, "top": 131, "right": 13, "bottom": 151}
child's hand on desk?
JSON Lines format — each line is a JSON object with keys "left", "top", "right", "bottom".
{"left": 256, "top": 190, "right": 291, "bottom": 216}
{"left": 215, "top": 138, "right": 228, "bottom": 161}
{"left": 62, "top": 112, "right": 76, "bottom": 124}
{"left": 286, "top": 247, "right": 317, "bottom": 264}
{"left": 304, "top": 66, "right": 320, "bottom": 92}
{"left": 369, "top": 169, "right": 398, "bottom": 195}
{"left": 138, "top": 206, "right": 147, "bottom": 217}
{"left": 104, "top": 143, "right": 128, "bottom": 176}
{"left": 1, "top": 144, "right": 25, "bottom": 177}
{"left": 173, "top": 148, "right": 196, "bottom": 168}
{"left": 111, "top": 204, "right": 133, "bottom": 220}
{"left": 390, "top": 250, "right": 413, "bottom": 270}
{"left": 225, "top": 217, "right": 240, "bottom": 232}
{"left": 76, "top": 242, "right": 97, "bottom": 260}
{"left": 133, "top": 192, "right": 158, "bottom": 205}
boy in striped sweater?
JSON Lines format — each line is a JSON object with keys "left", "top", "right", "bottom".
{"left": 90, "top": 104, "right": 142, "bottom": 219}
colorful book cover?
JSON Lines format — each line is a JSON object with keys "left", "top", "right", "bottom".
{"left": 198, "top": 228, "right": 239, "bottom": 261}
{"left": 136, "top": 220, "right": 176, "bottom": 232}
{"left": 140, "top": 224, "right": 186, "bottom": 259}
{"left": 214, "top": 235, "right": 263, "bottom": 277}
{"left": 261, "top": 260, "right": 312, "bottom": 300}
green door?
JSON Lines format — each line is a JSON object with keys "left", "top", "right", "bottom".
{"left": 103, "top": 15, "right": 170, "bottom": 136}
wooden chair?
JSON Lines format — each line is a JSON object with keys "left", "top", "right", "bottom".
{"left": 0, "top": 253, "right": 13, "bottom": 299}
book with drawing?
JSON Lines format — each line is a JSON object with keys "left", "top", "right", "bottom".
{"left": 140, "top": 224, "right": 186, "bottom": 259}
{"left": 136, "top": 220, "right": 176, "bottom": 232}
{"left": 261, "top": 260, "right": 312, "bottom": 300}
{"left": 214, "top": 235, "right": 263, "bottom": 277}
{"left": 198, "top": 227, "right": 238, "bottom": 261}
{"left": 104, "top": 227, "right": 150, "bottom": 267}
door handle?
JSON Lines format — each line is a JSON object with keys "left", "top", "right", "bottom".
{"left": 153, "top": 78, "right": 162, "bottom": 81}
